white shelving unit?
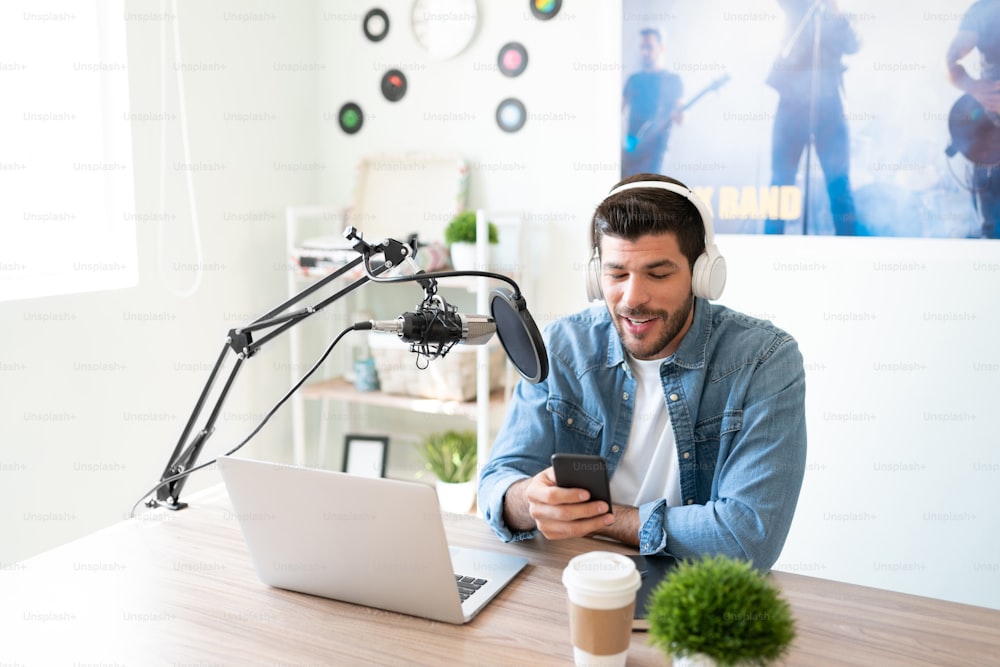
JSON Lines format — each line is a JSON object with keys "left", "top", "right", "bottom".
{"left": 284, "top": 206, "right": 525, "bottom": 470}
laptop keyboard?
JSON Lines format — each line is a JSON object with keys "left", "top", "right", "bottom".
{"left": 455, "top": 574, "right": 488, "bottom": 602}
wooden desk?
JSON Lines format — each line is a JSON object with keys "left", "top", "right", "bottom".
{"left": 3, "top": 486, "right": 999, "bottom": 666}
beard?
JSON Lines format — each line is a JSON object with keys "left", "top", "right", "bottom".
{"left": 612, "top": 292, "right": 694, "bottom": 361}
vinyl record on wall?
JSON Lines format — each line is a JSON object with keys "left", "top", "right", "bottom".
{"left": 497, "top": 42, "right": 528, "bottom": 78}
{"left": 529, "top": 0, "right": 562, "bottom": 21}
{"left": 496, "top": 98, "right": 526, "bottom": 133}
{"left": 363, "top": 8, "right": 389, "bottom": 42}
{"left": 381, "top": 69, "right": 407, "bottom": 102}
{"left": 338, "top": 102, "right": 364, "bottom": 134}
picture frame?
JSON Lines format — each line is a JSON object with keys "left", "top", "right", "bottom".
{"left": 342, "top": 434, "right": 389, "bottom": 479}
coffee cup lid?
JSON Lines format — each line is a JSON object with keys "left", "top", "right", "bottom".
{"left": 562, "top": 551, "right": 641, "bottom": 595}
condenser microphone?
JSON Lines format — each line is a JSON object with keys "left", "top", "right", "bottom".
{"left": 358, "top": 290, "right": 549, "bottom": 384}
{"left": 365, "top": 309, "right": 496, "bottom": 346}
{"left": 351, "top": 232, "right": 550, "bottom": 384}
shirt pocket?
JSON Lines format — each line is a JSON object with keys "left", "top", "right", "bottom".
{"left": 692, "top": 410, "right": 743, "bottom": 462}
{"left": 547, "top": 397, "right": 603, "bottom": 455}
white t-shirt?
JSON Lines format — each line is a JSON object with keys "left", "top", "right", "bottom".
{"left": 608, "top": 354, "right": 682, "bottom": 509}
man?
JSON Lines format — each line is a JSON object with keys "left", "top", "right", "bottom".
{"left": 478, "top": 174, "right": 807, "bottom": 572}
{"left": 621, "top": 28, "right": 684, "bottom": 177}
{"left": 947, "top": 0, "right": 1000, "bottom": 239}
{"left": 764, "top": 0, "right": 858, "bottom": 236}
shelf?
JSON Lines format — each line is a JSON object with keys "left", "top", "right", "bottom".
{"left": 301, "top": 377, "right": 506, "bottom": 421}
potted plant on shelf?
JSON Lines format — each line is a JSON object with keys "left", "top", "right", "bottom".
{"left": 444, "top": 210, "right": 498, "bottom": 271}
{"left": 646, "top": 554, "right": 796, "bottom": 667}
{"left": 419, "top": 429, "right": 478, "bottom": 514}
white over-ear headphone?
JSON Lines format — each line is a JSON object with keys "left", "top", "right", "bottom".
{"left": 586, "top": 181, "right": 727, "bottom": 302}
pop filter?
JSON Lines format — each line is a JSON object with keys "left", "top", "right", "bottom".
{"left": 489, "top": 288, "right": 548, "bottom": 384}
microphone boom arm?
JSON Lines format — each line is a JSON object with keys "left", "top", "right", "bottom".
{"left": 149, "top": 232, "right": 414, "bottom": 511}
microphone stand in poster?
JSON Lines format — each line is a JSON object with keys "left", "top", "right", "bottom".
{"left": 764, "top": 0, "right": 859, "bottom": 236}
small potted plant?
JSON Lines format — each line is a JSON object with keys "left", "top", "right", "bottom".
{"left": 646, "top": 554, "right": 796, "bottom": 667}
{"left": 419, "top": 429, "right": 478, "bottom": 513}
{"left": 444, "top": 210, "right": 498, "bottom": 271}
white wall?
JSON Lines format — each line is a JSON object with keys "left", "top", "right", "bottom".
{"left": 725, "top": 235, "right": 1000, "bottom": 609}
{"left": 1, "top": 0, "right": 320, "bottom": 564}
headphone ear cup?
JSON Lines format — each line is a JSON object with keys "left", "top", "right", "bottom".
{"left": 691, "top": 244, "right": 727, "bottom": 300}
{"left": 585, "top": 252, "right": 603, "bottom": 302}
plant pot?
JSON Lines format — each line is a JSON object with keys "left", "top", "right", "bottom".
{"left": 435, "top": 479, "right": 476, "bottom": 514}
{"left": 449, "top": 242, "right": 493, "bottom": 271}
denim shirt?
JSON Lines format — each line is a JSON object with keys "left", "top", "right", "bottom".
{"left": 478, "top": 298, "right": 807, "bottom": 572}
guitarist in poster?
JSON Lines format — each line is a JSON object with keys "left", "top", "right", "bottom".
{"left": 947, "top": 0, "right": 1000, "bottom": 239}
{"left": 621, "top": 28, "right": 684, "bottom": 177}
{"left": 764, "top": 0, "right": 859, "bottom": 236}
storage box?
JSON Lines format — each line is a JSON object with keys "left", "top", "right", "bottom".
{"left": 367, "top": 333, "right": 505, "bottom": 401}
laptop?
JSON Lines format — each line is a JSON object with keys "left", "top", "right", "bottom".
{"left": 215, "top": 455, "right": 528, "bottom": 624}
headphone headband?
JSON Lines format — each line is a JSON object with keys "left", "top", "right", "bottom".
{"left": 603, "top": 180, "right": 716, "bottom": 248}
{"left": 587, "top": 179, "right": 727, "bottom": 301}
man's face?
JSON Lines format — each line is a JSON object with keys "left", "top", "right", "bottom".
{"left": 600, "top": 232, "right": 695, "bottom": 360}
{"left": 639, "top": 34, "right": 664, "bottom": 70}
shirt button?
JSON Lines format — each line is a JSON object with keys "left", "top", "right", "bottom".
{"left": 686, "top": 499, "right": 694, "bottom": 505}
{"left": 566, "top": 417, "right": 574, "bottom": 426}
{"left": 682, "top": 451, "right": 690, "bottom": 460}
{"left": 611, "top": 445, "right": 620, "bottom": 453}
{"left": 623, "top": 392, "right": 629, "bottom": 400}
{"left": 669, "top": 393, "right": 679, "bottom": 401}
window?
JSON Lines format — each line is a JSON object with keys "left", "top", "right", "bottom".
{"left": 0, "top": 0, "right": 137, "bottom": 301}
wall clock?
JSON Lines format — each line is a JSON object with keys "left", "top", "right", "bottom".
{"left": 410, "top": 0, "right": 480, "bottom": 60}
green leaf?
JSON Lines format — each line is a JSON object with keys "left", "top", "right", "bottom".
{"left": 444, "top": 211, "right": 498, "bottom": 245}
{"left": 419, "top": 430, "right": 477, "bottom": 483}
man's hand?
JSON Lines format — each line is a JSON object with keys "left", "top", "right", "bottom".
{"left": 946, "top": 30, "right": 1000, "bottom": 111}
{"left": 502, "top": 467, "right": 615, "bottom": 539}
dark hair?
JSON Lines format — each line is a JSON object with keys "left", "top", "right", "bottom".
{"left": 591, "top": 173, "right": 706, "bottom": 271}
{"left": 639, "top": 28, "right": 663, "bottom": 43}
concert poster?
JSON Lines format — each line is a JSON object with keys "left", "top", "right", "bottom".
{"left": 621, "top": 0, "right": 999, "bottom": 239}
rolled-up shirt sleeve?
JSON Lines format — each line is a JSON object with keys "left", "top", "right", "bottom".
{"left": 478, "top": 373, "right": 554, "bottom": 542}
{"left": 638, "top": 498, "right": 668, "bottom": 554}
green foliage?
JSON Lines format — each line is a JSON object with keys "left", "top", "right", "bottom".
{"left": 444, "top": 210, "right": 498, "bottom": 245}
{"left": 419, "top": 430, "right": 477, "bottom": 484}
{"left": 646, "top": 554, "right": 795, "bottom": 666}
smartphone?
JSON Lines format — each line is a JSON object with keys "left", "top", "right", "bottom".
{"left": 550, "top": 453, "right": 613, "bottom": 512}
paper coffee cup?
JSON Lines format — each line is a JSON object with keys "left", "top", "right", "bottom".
{"left": 562, "top": 551, "right": 641, "bottom": 667}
